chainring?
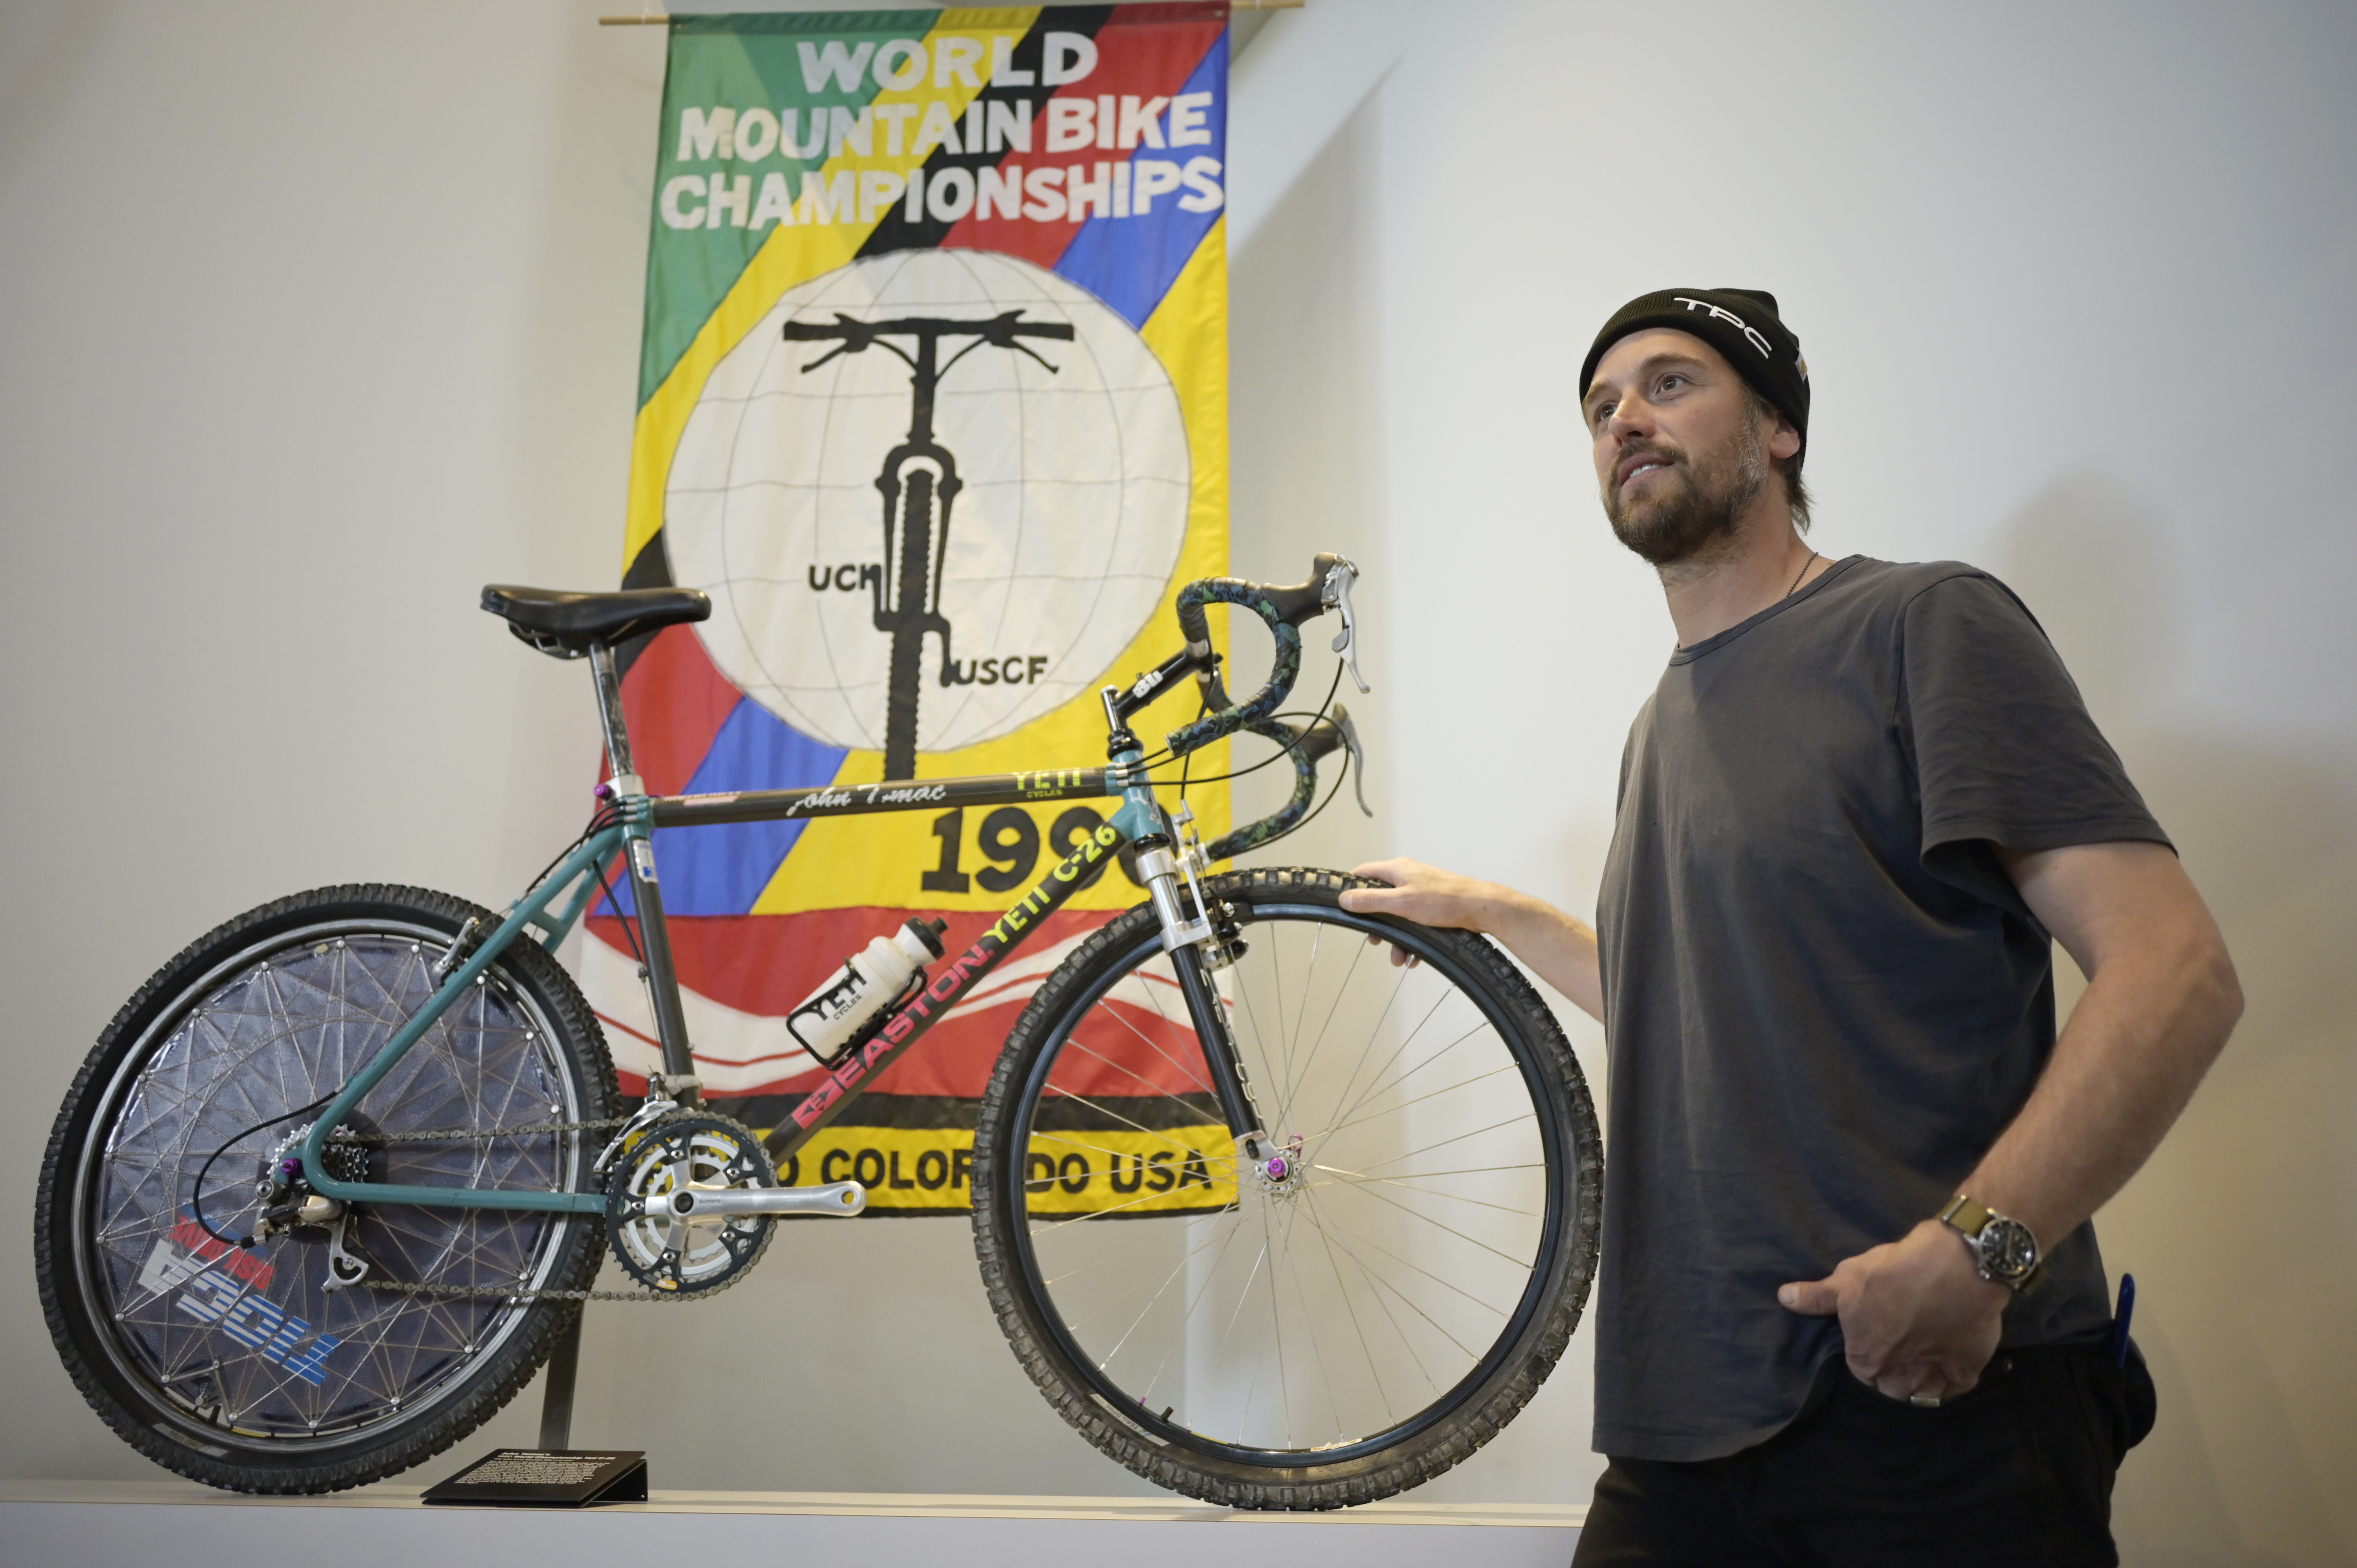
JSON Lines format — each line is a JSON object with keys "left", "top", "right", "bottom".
{"left": 604, "top": 1111, "right": 777, "bottom": 1295}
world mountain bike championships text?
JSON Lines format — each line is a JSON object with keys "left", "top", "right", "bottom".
{"left": 657, "top": 33, "right": 1224, "bottom": 231}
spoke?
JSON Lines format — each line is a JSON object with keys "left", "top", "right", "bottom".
{"left": 1258, "top": 1196, "right": 1291, "bottom": 1448}
{"left": 1297, "top": 951, "right": 1417, "bottom": 1123}
{"left": 1208, "top": 1226, "right": 1274, "bottom": 1425}
{"left": 1278, "top": 922, "right": 1325, "bottom": 1110}
{"left": 1040, "top": 1218, "right": 1205, "bottom": 1291}
{"left": 1022, "top": 1128, "right": 1231, "bottom": 1172}
{"left": 1297, "top": 1182, "right": 1396, "bottom": 1425}
{"left": 1297, "top": 1196, "right": 1451, "bottom": 1391}
{"left": 1306, "top": 1212, "right": 1489, "bottom": 1361}
{"left": 1310, "top": 1179, "right": 1527, "bottom": 1282}
{"left": 1232, "top": 956, "right": 1274, "bottom": 1100}
{"left": 1274, "top": 936, "right": 1369, "bottom": 1133}
{"left": 1309, "top": 1057, "right": 1520, "bottom": 1147}
{"left": 1128, "top": 957, "right": 1231, "bottom": 1090}
{"left": 1027, "top": 1176, "right": 1238, "bottom": 1231}
{"left": 1268, "top": 924, "right": 1290, "bottom": 1089}
{"left": 1175, "top": 1207, "right": 1255, "bottom": 1331}
{"left": 1320, "top": 1009, "right": 1488, "bottom": 1153}
{"left": 1074, "top": 972, "right": 1219, "bottom": 1097}
{"left": 1081, "top": 1220, "right": 1230, "bottom": 1361}
{"left": 1329, "top": 1112, "right": 1538, "bottom": 1178}
{"left": 1314, "top": 1161, "right": 1545, "bottom": 1181}
{"left": 1306, "top": 1165, "right": 1542, "bottom": 1220}
{"left": 1055, "top": 1027, "right": 1217, "bottom": 1108}
{"left": 1274, "top": 1195, "right": 1347, "bottom": 1447}
{"left": 1023, "top": 1077, "right": 1233, "bottom": 1153}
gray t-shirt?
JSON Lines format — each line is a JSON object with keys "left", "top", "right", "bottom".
{"left": 1592, "top": 556, "right": 2168, "bottom": 1461}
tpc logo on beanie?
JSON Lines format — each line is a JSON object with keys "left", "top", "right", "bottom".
{"left": 1580, "top": 288, "right": 1810, "bottom": 453}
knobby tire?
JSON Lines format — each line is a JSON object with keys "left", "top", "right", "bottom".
{"left": 36, "top": 885, "right": 619, "bottom": 1494}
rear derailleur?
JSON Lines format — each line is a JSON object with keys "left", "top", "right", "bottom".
{"left": 253, "top": 1121, "right": 379, "bottom": 1289}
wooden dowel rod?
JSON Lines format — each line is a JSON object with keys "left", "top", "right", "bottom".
{"left": 602, "top": 1, "right": 1299, "bottom": 22}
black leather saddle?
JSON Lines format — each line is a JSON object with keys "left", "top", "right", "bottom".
{"left": 481, "top": 584, "right": 711, "bottom": 658}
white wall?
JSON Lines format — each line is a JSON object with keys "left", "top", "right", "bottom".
{"left": 1230, "top": 2, "right": 2357, "bottom": 1559}
{"left": 2, "top": 2, "right": 2352, "bottom": 1560}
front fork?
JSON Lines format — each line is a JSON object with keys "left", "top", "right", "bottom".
{"left": 1107, "top": 733, "right": 1275, "bottom": 1167}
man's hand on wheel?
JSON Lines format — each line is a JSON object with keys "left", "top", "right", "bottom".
{"left": 1338, "top": 859, "right": 1518, "bottom": 966}
{"left": 1337, "top": 860, "right": 1608, "bottom": 1022}
{"left": 1777, "top": 1219, "right": 2010, "bottom": 1403}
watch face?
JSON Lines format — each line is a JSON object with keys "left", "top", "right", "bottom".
{"left": 1980, "top": 1217, "right": 2039, "bottom": 1278}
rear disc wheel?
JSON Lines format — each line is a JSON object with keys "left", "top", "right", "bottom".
{"left": 37, "top": 884, "right": 617, "bottom": 1492}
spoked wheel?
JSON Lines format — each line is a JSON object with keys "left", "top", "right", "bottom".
{"left": 974, "top": 868, "right": 1601, "bottom": 1510}
{"left": 37, "top": 885, "right": 618, "bottom": 1492}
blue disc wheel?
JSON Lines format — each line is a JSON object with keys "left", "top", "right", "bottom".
{"left": 37, "top": 884, "right": 617, "bottom": 1493}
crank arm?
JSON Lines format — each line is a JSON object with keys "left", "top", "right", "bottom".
{"left": 660, "top": 1181, "right": 868, "bottom": 1219}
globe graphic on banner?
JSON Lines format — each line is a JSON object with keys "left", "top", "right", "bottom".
{"left": 664, "top": 250, "right": 1191, "bottom": 765}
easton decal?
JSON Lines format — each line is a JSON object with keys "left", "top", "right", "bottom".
{"left": 136, "top": 1218, "right": 341, "bottom": 1386}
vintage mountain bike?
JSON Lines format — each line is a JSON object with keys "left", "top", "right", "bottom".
{"left": 37, "top": 555, "right": 1602, "bottom": 1510}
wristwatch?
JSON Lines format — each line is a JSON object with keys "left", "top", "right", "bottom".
{"left": 1938, "top": 1194, "right": 2045, "bottom": 1294}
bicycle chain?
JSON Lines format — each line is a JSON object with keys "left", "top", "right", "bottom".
{"left": 348, "top": 1275, "right": 726, "bottom": 1305}
{"left": 329, "top": 1116, "right": 633, "bottom": 1146}
{"left": 325, "top": 1114, "right": 753, "bottom": 1304}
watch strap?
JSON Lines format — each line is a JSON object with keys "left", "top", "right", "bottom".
{"left": 1938, "top": 1194, "right": 1992, "bottom": 1235}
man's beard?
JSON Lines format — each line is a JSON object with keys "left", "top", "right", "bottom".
{"left": 1604, "top": 413, "right": 1768, "bottom": 567}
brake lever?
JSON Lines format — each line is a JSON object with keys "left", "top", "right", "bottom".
{"left": 1322, "top": 559, "right": 1371, "bottom": 694}
{"left": 1334, "top": 708, "right": 1373, "bottom": 817}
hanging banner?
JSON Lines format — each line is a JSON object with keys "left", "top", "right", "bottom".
{"left": 586, "top": 4, "right": 1232, "bottom": 1214}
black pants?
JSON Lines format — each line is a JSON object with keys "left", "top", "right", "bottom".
{"left": 1573, "top": 1345, "right": 2155, "bottom": 1567}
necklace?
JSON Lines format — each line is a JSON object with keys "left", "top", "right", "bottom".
{"left": 1784, "top": 550, "right": 1819, "bottom": 598}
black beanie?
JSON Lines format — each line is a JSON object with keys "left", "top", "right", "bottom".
{"left": 1580, "top": 288, "right": 1809, "bottom": 452}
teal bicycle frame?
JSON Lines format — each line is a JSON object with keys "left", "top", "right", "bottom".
{"left": 295, "top": 553, "right": 1363, "bottom": 1216}
{"left": 293, "top": 683, "right": 1207, "bottom": 1215}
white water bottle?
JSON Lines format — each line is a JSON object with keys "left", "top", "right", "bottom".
{"left": 786, "top": 918, "right": 947, "bottom": 1064}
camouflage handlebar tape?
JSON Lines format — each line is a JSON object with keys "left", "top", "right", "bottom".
{"left": 1167, "top": 579, "right": 1304, "bottom": 758}
{"left": 1203, "top": 714, "right": 1320, "bottom": 859}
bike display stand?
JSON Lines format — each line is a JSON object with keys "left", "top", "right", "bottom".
{"left": 535, "top": 1308, "right": 586, "bottom": 1452}
{"left": 419, "top": 1310, "right": 648, "bottom": 1508}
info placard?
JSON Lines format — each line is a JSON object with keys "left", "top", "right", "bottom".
{"left": 421, "top": 1448, "right": 649, "bottom": 1508}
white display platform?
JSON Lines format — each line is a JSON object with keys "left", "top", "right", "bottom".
{"left": 1, "top": 1481, "right": 1583, "bottom": 1567}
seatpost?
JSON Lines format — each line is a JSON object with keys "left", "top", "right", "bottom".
{"left": 587, "top": 643, "right": 698, "bottom": 1097}
{"left": 588, "top": 644, "right": 637, "bottom": 789}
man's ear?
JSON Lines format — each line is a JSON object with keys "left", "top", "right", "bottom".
{"left": 1767, "top": 412, "right": 1802, "bottom": 462}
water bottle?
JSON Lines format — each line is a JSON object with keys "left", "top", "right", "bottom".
{"left": 786, "top": 918, "right": 947, "bottom": 1064}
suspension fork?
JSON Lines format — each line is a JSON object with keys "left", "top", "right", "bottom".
{"left": 1106, "top": 724, "right": 1273, "bottom": 1165}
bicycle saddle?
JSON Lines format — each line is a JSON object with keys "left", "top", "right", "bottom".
{"left": 481, "top": 584, "right": 711, "bottom": 658}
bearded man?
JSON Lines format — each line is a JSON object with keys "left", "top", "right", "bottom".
{"left": 1339, "top": 289, "right": 2241, "bottom": 1564}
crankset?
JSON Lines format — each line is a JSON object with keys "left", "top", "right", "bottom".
{"left": 604, "top": 1112, "right": 865, "bottom": 1294}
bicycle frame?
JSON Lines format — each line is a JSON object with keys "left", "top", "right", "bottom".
{"left": 295, "top": 651, "right": 1230, "bottom": 1216}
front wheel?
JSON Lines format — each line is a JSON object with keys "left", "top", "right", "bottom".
{"left": 36, "top": 885, "right": 619, "bottom": 1492}
{"left": 973, "top": 868, "right": 1601, "bottom": 1509}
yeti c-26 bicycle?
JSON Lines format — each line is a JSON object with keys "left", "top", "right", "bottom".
{"left": 38, "top": 555, "right": 1602, "bottom": 1510}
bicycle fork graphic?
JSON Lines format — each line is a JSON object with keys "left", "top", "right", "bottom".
{"left": 784, "top": 311, "right": 1076, "bottom": 780}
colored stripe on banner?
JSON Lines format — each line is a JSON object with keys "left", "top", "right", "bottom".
{"left": 1048, "top": 27, "right": 1226, "bottom": 324}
